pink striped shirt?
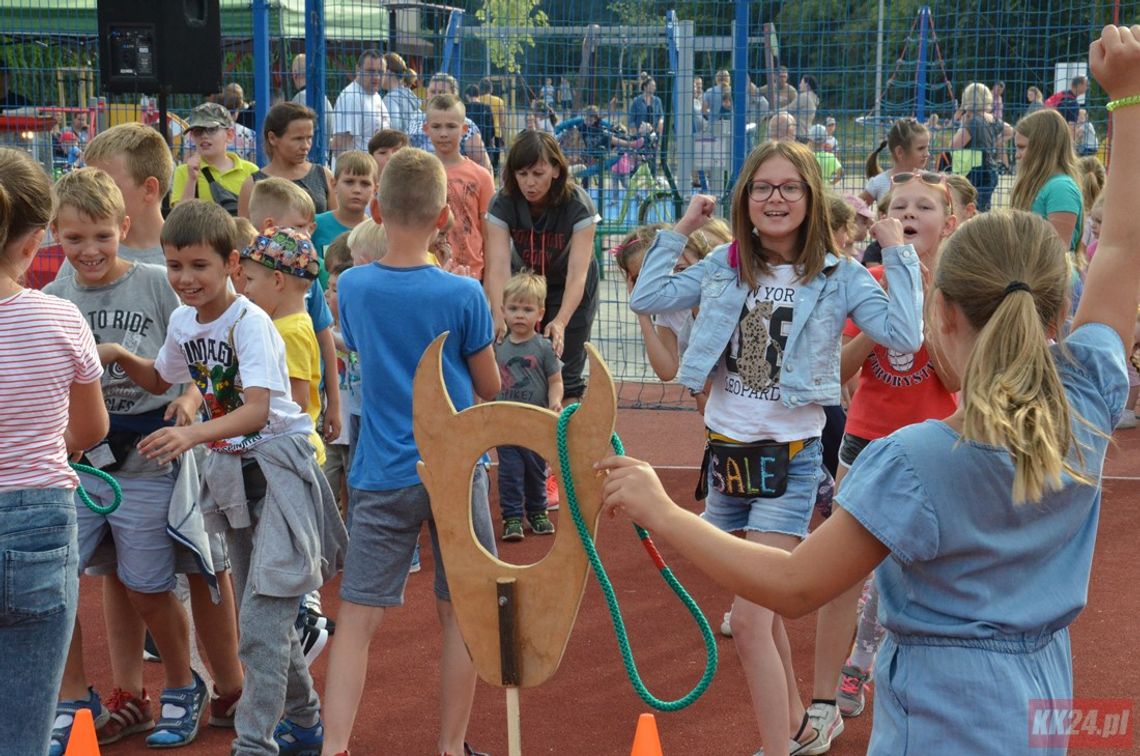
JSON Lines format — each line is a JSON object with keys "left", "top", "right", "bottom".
{"left": 0, "top": 288, "right": 103, "bottom": 492}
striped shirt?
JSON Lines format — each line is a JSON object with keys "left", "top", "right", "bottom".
{"left": 0, "top": 288, "right": 102, "bottom": 492}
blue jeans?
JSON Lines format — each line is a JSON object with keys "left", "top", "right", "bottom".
{"left": 966, "top": 166, "right": 998, "bottom": 212}
{"left": 497, "top": 445, "right": 547, "bottom": 519}
{"left": 0, "top": 488, "right": 79, "bottom": 753}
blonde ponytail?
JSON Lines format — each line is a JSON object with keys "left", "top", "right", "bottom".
{"left": 936, "top": 210, "right": 1091, "bottom": 504}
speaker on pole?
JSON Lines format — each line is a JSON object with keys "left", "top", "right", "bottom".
{"left": 97, "top": 0, "right": 222, "bottom": 95}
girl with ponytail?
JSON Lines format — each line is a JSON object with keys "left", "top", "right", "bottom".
{"left": 599, "top": 25, "right": 1140, "bottom": 754}
{"left": 859, "top": 118, "right": 931, "bottom": 204}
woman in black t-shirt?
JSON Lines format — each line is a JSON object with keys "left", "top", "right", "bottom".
{"left": 485, "top": 130, "right": 600, "bottom": 399}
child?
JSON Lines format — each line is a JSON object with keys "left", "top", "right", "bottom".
{"left": 813, "top": 171, "right": 960, "bottom": 734}
{"left": 322, "top": 257, "right": 360, "bottom": 516}
{"left": 943, "top": 173, "right": 978, "bottom": 222}
{"left": 603, "top": 25, "right": 1138, "bottom": 754}
{"left": 75, "top": 125, "right": 246, "bottom": 740}
{"left": 613, "top": 217, "right": 730, "bottom": 387}
{"left": 0, "top": 148, "right": 108, "bottom": 756}
{"left": 825, "top": 193, "right": 855, "bottom": 253}
{"left": 312, "top": 151, "right": 377, "bottom": 288}
{"left": 99, "top": 200, "right": 347, "bottom": 756}
{"left": 823, "top": 117, "right": 838, "bottom": 152}
{"left": 346, "top": 217, "right": 389, "bottom": 266}
{"left": 43, "top": 169, "right": 211, "bottom": 752}
{"left": 367, "top": 128, "right": 409, "bottom": 179}
{"left": 423, "top": 93, "right": 495, "bottom": 280}
{"left": 1011, "top": 108, "right": 1084, "bottom": 252}
{"left": 843, "top": 194, "right": 876, "bottom": 258}
{"left": 321, "top": 148, "right": 500, "bottom": 756}
{"left": 172, "top": 102, "right": 259, "bottom": 213}
{"left": 809, "top": 124, "right": 843, "bottom": 185}
{"left": 495, "top": 272, "right": 563, "bottom": 540}
{"left": 860, "top": 118, "right": 931, "bottom": 205}
{"left": 628, "top": 140, "right": 924, "bottom": 756}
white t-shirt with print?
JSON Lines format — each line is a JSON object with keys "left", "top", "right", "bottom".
{"left": 154, "top": 295, "right": 312, "bottom": 454}
{"left": 703, "top": 264, "right": 826, "bottom": 443}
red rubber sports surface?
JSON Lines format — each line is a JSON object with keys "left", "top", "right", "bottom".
{"left": 83, "top": 408, "right": 1140, "bottom": 755}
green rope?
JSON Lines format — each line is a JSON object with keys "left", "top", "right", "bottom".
{"left": 556, "top": 404, "right": 717, "bottom": 711}
{"left": 69, "top": 463, "right": 122, "bottom": 515}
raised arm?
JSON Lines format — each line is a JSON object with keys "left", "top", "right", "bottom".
{"left": 628, "top": 195, "right": 715, "bottom": 315}
{"left": 1073, "top": 25, "right": 1140, "bottom": 346}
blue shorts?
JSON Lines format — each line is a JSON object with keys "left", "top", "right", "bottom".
{"left": 341, "top": 466, "right": 496, "bottom": 607}
{"left": 701, "top": 437, "right": 823, "bottom": 538}
{"left": 76, "top": 470, "right": 178, "bottom": 594}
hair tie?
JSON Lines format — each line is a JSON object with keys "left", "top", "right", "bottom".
{"left": 1003, "top": 281, "right": 1031, "bottom": 298}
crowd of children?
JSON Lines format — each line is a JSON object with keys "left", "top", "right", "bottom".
{"left": 0, "top": 23, "right": 1137, "bottom": 756}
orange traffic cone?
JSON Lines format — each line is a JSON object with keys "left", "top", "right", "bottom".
{"left": 630, "top": 712, "right": 663, "bottom": 756}
{"left": 63, "top": 707, "right": 101, "bottom": 756}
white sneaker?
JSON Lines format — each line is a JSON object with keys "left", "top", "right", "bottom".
{"left": 720, "top": 609, "right": 733, "bottom": 637}
{"left": 1116, "top": 408, "right": 1138, "bottom": 429}
{"left": 803, "top": 702, "right": 844, "bottom": 754}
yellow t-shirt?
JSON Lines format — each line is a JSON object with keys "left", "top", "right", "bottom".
{"left": 477, "top": 94, "right": 507, "bottom": 138}
{"left": 273, "top": 311, "right": 326, "bottom": 465}
{"left": 171, "top": 152, "right": 259, "bottom": 206}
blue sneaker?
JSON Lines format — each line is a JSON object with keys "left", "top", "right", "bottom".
{"left": 145, "top": 670, "right": 207, "bottom": 748}
{"left": 49, "top": 687, "right": 110, "bottom": 756}
{"left": 274, "top": 717, "right": 324, "bottom": 756}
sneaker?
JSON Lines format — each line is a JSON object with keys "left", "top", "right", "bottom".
{"left": 303, "top": 606, "right": 335, "bottom": 635}
{"left": 1116, "top": 408, "right": 1138, "bottom": 429}
{"left": 143, "top": 630, "right": 161, "bottom": 662}
{"left": 97, "top": 687, "right": 154, "bottom": 745}
{"left": 409, "top": 542, "right": 422, "bottom": 573}
{"left": 146, "top": 670, "right": 207, "bottom": 747}
{"left": 208, "top": 685, "right": 241, "bottom": 728}
{"left": 720, "top": 609, "right": 733, "bottom": 637}
{"left": 836, "top": 665, "right": 871, "bottom": 717}
{"left": 49, "top": 687, "right": 110, "bottom": 756}
{"left": 502, "top": 517, "right": 524, "bottom": 541}
{"left": 300, "top": 623, "right": 330, "bottom": 666}
{"left": 545, "top": 470, "right": 560, "bottom": 510}
{"left": 442, "top": 743, "right": 490, "bottom": 756}
{"left": 273, "top": 718, "right": 324, "bottom": 756}
{"left": 525, "top": 511, "right": 555, "bottom": 535}
{"left": 806, "top": 701, "right": 844, "bottom": 751}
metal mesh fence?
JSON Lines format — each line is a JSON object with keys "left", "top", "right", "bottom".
{"left": 1, "top": 0, "right": 1129, "bottom": 407}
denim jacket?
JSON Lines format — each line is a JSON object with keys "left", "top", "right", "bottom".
{"left": 629, "top": 230, "right": 924, "bottom": 407}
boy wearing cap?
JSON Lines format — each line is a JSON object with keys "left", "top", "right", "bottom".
{"left": 172, "top": 102, "right": 259, "bottom": 214}
{"left": 824, "top": 116, "right": 839, "bottom": 152}
{"left": 810, "top": 123, "right": 843, "bottom": 185}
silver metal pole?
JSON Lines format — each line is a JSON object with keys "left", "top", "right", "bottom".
{"left": 874, "top": 0, "right": 885, "bottom": 119}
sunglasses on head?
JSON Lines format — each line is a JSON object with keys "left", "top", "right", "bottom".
{"left": 891, "top": 171, "right": 952, "bottom": 204}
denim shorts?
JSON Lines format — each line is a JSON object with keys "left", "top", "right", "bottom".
{"left": 341, "top": 465, "right": 496, "bottom": 607}
{"left": 75, "top": 470, "right": 178, "bottom": 593}
{"left": 701, "top": 437, "right": 823, "bottom": 538}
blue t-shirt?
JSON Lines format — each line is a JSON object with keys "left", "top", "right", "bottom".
{"left": 840, "top": 323, "right": 1127, "bottom": 640}
{"left": 305, "top": 280, "right": 333, "bottom": 335}
{"left": 1031, "top": 174, "right": 1084, "bottom": 252}
{"left": 338, "top": 262, "right": 494, "bottom": 490}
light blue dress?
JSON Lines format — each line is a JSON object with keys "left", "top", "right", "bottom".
{"left": 839, "top": 323, "right": 1128, "bottom": 755}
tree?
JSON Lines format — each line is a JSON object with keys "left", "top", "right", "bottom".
{"left": 476, "top": 0, "right": 550, "bottom": 74}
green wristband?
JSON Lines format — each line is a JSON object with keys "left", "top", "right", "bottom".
{"left": 1107, "top": 94, "right": 1140, "bottom": 112}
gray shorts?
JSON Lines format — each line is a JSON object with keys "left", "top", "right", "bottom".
{"left": 341, "top": 466, "right": 496, "bottom": 607}
{"left": 76, "top": 470, "right": 178, "bottom": 594}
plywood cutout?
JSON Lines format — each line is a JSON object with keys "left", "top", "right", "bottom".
{"left": 414, "top": 333, "right": 616, "bottom": 688}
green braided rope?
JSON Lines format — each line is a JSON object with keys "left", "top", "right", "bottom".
{"left": 69, "top": 463, "right": 123, "bottom": 515}
{"left": 556, "top": 404, "right": 717, "bottom": 711}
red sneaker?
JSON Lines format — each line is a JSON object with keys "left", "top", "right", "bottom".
{"left": 545, "top": 470, "right": 560, "bottom": 510}
{"left": 97, "top": 688, "right": 154, "bottom": 745}
{"left": 209, "top": 685, "right": 242, "bottom": 727}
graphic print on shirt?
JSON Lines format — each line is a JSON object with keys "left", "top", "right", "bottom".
{"left": 724, "top": 284, "right": 794, "bottom": 397}
{"left": 85, "top": 308, "right": 159, "bottom": 412}
{"left": 447, "top": 174, "right": 483, "bottom": 262}
{"left": 509, "top": 228, "right": 569, "bottom": 277}
{"left": 179, "top": 311, "right": 256, "bottom": 451}
{"left": 499, "top": 354, "right": 541, "bottom": 402}
{"left": 867, "top": 344, "right": 937, "bottom": 388}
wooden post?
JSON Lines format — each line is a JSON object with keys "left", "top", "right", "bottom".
{"left": 498, "top": 578, "right": 521, "bottom": 756}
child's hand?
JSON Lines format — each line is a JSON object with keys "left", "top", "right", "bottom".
{"left": 185, "top": 152, "right": 201, "bottom": 178}
{"left": 96, "top": 343, "right": 123, "bottom": 366}
{"left": 138, "top": 425, "right": 200, "bottom": 466}
{"left": 165, "top": 393, "right": 201, "bottom": 427}
{"left": 674, "top": 194, "right": 717, "bottom": 237}
{"left": 596, "top": 455, "right": 676, "bottom": 530}
{"left": 442, "top": 259, "right": 473, "bottom": 278}
{"left": 322, "top": 412, "right": 342, "bottom": 443}
{"left": 869, "top": 218, "right": 906, "bottom": 249}
{"left": 1090, "top": 26, "right": 1140, "bottom": 100}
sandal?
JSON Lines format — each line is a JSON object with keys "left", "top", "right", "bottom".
{"left": 145, "top": 670, "right": 207, "bottom": 748}
{"left": 49, "top": 687, "right": 110, "bottom": 756}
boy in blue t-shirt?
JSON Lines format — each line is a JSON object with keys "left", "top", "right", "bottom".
{"left": 324, "top": 148, "right": 500, "bottom": 756}
{"left": 311, "top": 150, "right": 376, "bottom": 289}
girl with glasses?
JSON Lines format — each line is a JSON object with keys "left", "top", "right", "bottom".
{"left": 629, "top": 139, "right": 924, "bottom": 756}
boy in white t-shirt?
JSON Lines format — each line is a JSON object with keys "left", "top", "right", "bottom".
{"left": 99, "top": 200, "right": 347, "bottom": 756}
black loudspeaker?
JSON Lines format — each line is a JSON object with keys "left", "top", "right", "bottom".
{"left": 98, "top": 0, "right": 222, "bottom": 95}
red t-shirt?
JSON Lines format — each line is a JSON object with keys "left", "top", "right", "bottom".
{"left": 842, "top": 266, "right": 957, "bottom": 440}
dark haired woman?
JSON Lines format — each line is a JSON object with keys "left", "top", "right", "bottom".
{"left": 484, "top": 129, "right": 599, "bottom": 401}
{"left": 237, "top": 101, "right": 336, "bottom": 218}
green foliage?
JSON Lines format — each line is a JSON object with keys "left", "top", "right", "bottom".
{"left": 476, "top": 0, "right": 550, "bottom": 74}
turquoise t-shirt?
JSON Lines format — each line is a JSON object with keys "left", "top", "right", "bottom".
{"left": 312, "top": 211, "right": 352, "bottom": 289}
{"left": 1031, "top": 174, "right": 1083, "bottom": 252}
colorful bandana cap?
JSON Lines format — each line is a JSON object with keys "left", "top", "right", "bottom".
{"left": 241, "top": 226, "right": 320, "bottom": 280}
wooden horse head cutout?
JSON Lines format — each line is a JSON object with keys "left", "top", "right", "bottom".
{"left": 413, "top": 333, "right": 616, "bottom": 689}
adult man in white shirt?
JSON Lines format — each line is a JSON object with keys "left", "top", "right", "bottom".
{"left": 331, "top": 50, "right": 391, "bottom": 155}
